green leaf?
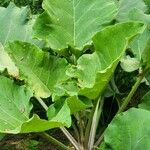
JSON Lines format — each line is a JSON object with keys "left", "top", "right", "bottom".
{"left": 130, "top": 27, "right": 150, "bottom": 60}
{"left": 67, "top": 22, "right": 144, "bottom": 99}
{"left": 128, "top": 8, "right": 150, "bottom": 24}
{"left": 0, "top": 75, "right": 33, "bottom": 133}
{"left": 51, "top": 80, "right": 79, "bottom": 101}
{"left": 142, "top": 37, "right": 150, "bottom": 70}
{"left": 47, "top": 100, "right": 71, "bottom": 127}
{"left": 0, "top": 76, "right": 71, "bottom": 133}
{"left": 33, "top": 0, "right": 117, "bottom": 50}
{"left": 138, "top": 91, "right": 150, "bottom": 111}
{"left": 20, "top": 114, "right": 71, "bottom": 133}
{"left": 7, "top": 41, "right": 69, "bottom": 98}
{"left": 145, "top": 71, "right": 150, "bottom": 85}
{"left": 20, "top": 101, "right": 71, "bottom": 133}
{"left": 0, "top": 43, "right": 18, "bottom": 76}
{"left": 117, "top": 0, "right": 150, "bottom": 63}
{"left": 98, "top": 142, "right": 105, "bottom": 150}
{"left": 0, "top": 2, "right": 41, "bottom": 46}
{"left": 67, "top": 96, "right": 93, "bottom": 113}
{"left": 104, "top": 108, "right": 150, "bottom": 150}
{"left": 116, "top": 0, "right": 147, "bottom": 22}
{"left": 128, "top": 9, "right": 150, "bottom": 62}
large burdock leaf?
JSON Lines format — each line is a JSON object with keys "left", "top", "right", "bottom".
{"left": 0, "top": 43, "right": 18, "bottom": 76}
{"left": 0, "top": 2, "right": 39, "bottom": 46}
{"left": 33, "top": 0, "right": 117, "bottom": 50}
{"left": 7, "top": 41, "right": 69, "bottom": 98}
{"left": 67, "top": 22, "right": 144, "bottom": 99}
{"left": 0, "top": 76, "right": 71, "bottom": 134}
{"left": 0, "top": 76, "right": 32, "bottom": 133}
{"left": 104, "top": 108, "right": 150, "bottom": 150}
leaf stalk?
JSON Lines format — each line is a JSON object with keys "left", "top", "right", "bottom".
{"left": 39, "top": 132, "right": 70, "bottom": 150}
{"left": 117, "top": 73, "right": 144, "bottom": 114}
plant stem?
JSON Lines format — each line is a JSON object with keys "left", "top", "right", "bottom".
{"left": 84, "top": 102, "right": 96, "bottom": 147}
{"left": 39, "top": 132, "right": 70, "bottom": 150}
{"left": 60, "top": 127, "right": 80, "bottom": 150}
{"left": 75, "top": 112, "right": 84, "bottom": 148}
{"left": 94, "top": 131, "right": 105, "bottom": 147}
{"left": 88, "top": 97, "right": 104, "bottom": 150}
{"left": 94, "top": 73, "right": 144, "bottom": 147}
{"left": 36, "top": 97, "right": 80, "bottom": 150}
{"left": 72, "top": 122, "right": 80, "bottom": 142}
{"left": 87, "top": 98, "right": 100, "bottom": 150}
{"left": 36, "top": 97, "right": 48, "bottom": 110}
{"left": 117, "top": 74, "right": 144, "bottom": 114}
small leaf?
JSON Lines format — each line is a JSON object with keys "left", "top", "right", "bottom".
{"left": 20, "top": 114, "right": 70, "bottom": 133}
{"left": 67, "top": 96, "right": 93, "bottom": 113}
{"left": 47, "top": 100, "right": 71, "bottom": 127}
{"left": 104, "top": 108, "right": 150, "bottom": 150}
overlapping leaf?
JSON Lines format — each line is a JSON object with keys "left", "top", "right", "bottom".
{"left": 104, "top": 108, "right": 150, "bottom": 150}
{"left": 67, "top": 22, "right": 144, "bottom": 99}
{"left": 0, "top": 76, "right": 32, "bottom": 133}
{"left": 7, "top": 41, "right": 70, "bottom": 98}
{"left": 33, "top": 0, "right": 117, "bottom": 50}
{"left": 0, "top": 2, "right": 41, "bottom": 46}
{"left": 67, "top": 96, "right": 93, "bottom": 113}
{"left": 0, "top": 76, "right": 71, "bottom": 134}
{"left": 130, "top": 28, "right": 150, "bottom": 60}
{"left": 117, "top": 0, "right": 150, "bottom": 65}
{"left": 129, "top": 11, "right": 150, "bottom": 62}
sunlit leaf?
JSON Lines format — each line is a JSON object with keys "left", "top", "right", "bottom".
{"left": 33, "top": 0, "right": 117, "bottom": 50}
{"left": 0, "top": 76, "right": 71, "bottom": 134}
{"left": 0, "top": 2, "right": 42, "bottom": 46}
{"left": 7, "top": 41, "right": 69, "bottom": 98}
{"left": 67, "top": 22, "right": 144, "bottom": 99}
{"left": 104, "top": 108, "right": 150, "bottom": 150}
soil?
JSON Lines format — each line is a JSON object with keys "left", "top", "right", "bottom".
{"left": 0, "top": 129, "right": 70, "bottom": 150}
